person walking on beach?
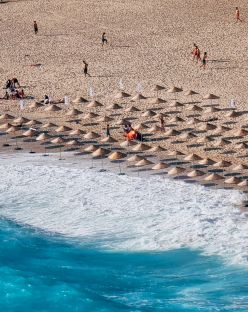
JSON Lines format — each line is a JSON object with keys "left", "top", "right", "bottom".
{"left": 200, "top": 52, "right": 207, "bottom": 69}
{"left": 83, "top": 61, "right": 90, "bottom": 77}
{"left": 159, "top": 114, "right": 165, "bottom": 131}
{"left": 34, "top": 21, "right": 38, "bottom": 34}
{"left": 106, "top": 124, "right": 110, "bottom": 136}
{"left": 101, "top": 32, "right": 108, "bottom": 46}
{"left": 236, "top": 7, "right": 242, "bottom": 22}
{"left": 192, "top": 43, "right": 198, "bottom": 62}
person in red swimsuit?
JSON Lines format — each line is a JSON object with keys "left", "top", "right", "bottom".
{"left": 236, "top": 7, "right": 242, "bottom": 22}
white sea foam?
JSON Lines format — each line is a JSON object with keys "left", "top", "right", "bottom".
{"left": 0, "top": 154, "right": 247, "bottom": 265}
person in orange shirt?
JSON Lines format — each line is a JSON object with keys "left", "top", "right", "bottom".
{"left": 236, "top": 7, "right": 242, "bottom": 22}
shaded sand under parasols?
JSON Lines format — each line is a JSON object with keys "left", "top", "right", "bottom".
{"left": 44, "top": 104, "right": 62, "bottom": 112}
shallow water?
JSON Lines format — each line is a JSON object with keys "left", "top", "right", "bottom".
{"left": 0, "top": 154, "right": 248, "bottom": 311}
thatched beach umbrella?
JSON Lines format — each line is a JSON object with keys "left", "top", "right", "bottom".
{"left": 214, "top": 125, "right": 231, "bottom": 134}
{"left": 236, "top": 142, "right": 248, "bottom": 149}
{"left": 120, "top": 140, "right": 137, "bottom": 148}
{"left": 197, "top": 136, "right": 214, "bottom": 144}
{"left": 235, "top": 128, "right": 248, "bottom": 137}
{"left": 100, "top": 136, "right": 117, "bottom": 143}
{"left": 167, "top": 150, "right": 185, "bottom": 156}
{"left": 233, "top": 164, "right": 248, "bottom": 170}
{"left": 151, "top": 85, "right": 166, "bottom": 97}
{"left": 69, "top": 129, "right": 85, "bottom": 136}
{"left": 125, "top": 106, "right": 140, "bottom": 113}
{"left": 168, "top": 166, "right": 185, "bottom": 175}
{"left": 187, "top": 117, "right": 202, "bottom": 125}
{"left": 0, "top": 113, "right": 15, "bottom": 121}
{"left": 214, "top": 138, "right": 231, "bottom": 147}
{"left": 44, "top": 104, "right": 62, "bottom": 112}
{"left": 72, "top": 97, "right": 88, "bottom": 104}
{"left": 98, "top": 115, "right": 114, "bottom": 123}
{"left": 180, "top": 132, "right": 197, "bottom": 140}
{"left": 66, "top": 108, "right": 82, "bottom": 117}
{"left": 187, "top": 169, "right": 204, "bottom": 177}
{"left": 204, "top": 173, "right": 223, "bottom": 181}
{"left": 51, "top": 137, "right": 66, "bottom": 159}
{"left": 203, "top": 93, "right": 220, "bottom": 105}
{"left": 92, "top": 147, "right": 110, "bottom": 170}
{"left": 165, "top": 129, "right": 181, "bottom": 136}
{"left": 169, "top": 116, "right": 185, "bottom": 123}
{"left": 152, "top": 162, "right": 169, "bottom": 170}
{"left": 134, "top": 123, "right": 149, "bottom": 131}
{"left": 184, "top": 153, "right": 202, "bottom": 161}
{"left": 114, "top": 91, "right": 131, "bottom": 99}
{"left": 167, "top": 86, "right": 183, "bottom": 94}
{"left": 25, "top": 120, "right": 42, "bottom": 127}
{"left": 36, "top": 132, "right": 51, "bottom": 155}
{"left": 187, "top": 104, "right": 203, "bottom": 112}
{"left": 107, "top": 103, "right": 123, "bottom": 110}
{"left": 132, "top": 142, "right": 150, "bottom": 152}
{"left": 13, "top": 117, "right": 30, "bottom": 125}
{"left": 84, "top": 131, "right": 100, "bottom": 140}
{"left": 6, "top": 125, "right": 21, "bottom": 149}
{"left": 198, "top": 157, "right": 216, "bottom": 165}
{"left": 55, "top": 125, "right": 72, "bottom": 133}
{"left": 41, "top": 122, "right": 57, "bottom": 129}
{"left": 0, "top": 122, "right": 12, "bottom": 130}
{"left": 83, "top": 112, "right": 99, "bottom": 119}
{"left": 150, "top": 97, "right": 166, "bottom": 104}
{"left": 66, "top": 139, "right": 79, "bottom": 146}
{"left": 108, "top": 151, "right": 127, "bottom": 174}
{"left": 147, "top": 125, "right": 163, "bottom": 133}
{"left": 170, "top": 101, "right": 184, "bottom": 108}
{"left": 135, "top": 158, "right": 153, "bottom": 167}
{"left": 213, "top": 160, "right": 232, "bottom": 168}
{"left": 87, "top": 100, "right": 103, "bottom": 109}
{"left": 29, "top": 102, "right": 44, "bottom": 109}
{"left": 84, "top": 144, "right": 98, "bottom": 152}
{"left": 131, "top": 93, "right": 147, "bottom": 101}
{"left": 204, "top": 107, "right": 220, "bottom": 114}
{"left": 127, "top": 154, "right": 145, "bottom": 162}
{"left": 199, "top": 123, "right": 217, "bottom": 131}
{"left": 238, "top": 180, "right": 248, "bottom": 187}
{"left": 149, "top": 145, "right": 166, "bottom": 152}
{"left": 224, "top": 177, "right": 242, "bottom": 185}
{"left": 142, "top": 110, "right": 157, "bottom": 117}
{"left": 23, "top": 129, "right": 37, "bottom": 137}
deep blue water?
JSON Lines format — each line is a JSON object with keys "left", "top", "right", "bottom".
{"left": 0, "top": 218, "right": 248, "bottom": 312}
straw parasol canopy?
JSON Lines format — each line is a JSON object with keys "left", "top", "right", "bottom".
{"left": 66, "top": 108, "right": 82, "bottom": 116}
{"left": 214, "top": 138, "right": 231, "bottom": 147}
{"left": 152, "top": 162, "right": 169, "bottom": 170}
{"left": 131, "top": 93, "right": 147, "bottom": 101}
{"left": 127, "top": 154, "right": 145, "bottom": 162}
{"left": 142, "top": 110, "right": 157, "bottom": 117}
{"left": 69, "top": 129, "right": 85, "bottom": 136}
{"left": 66, "top": 139, "right": 79, "bottom": 146}
{"left": 238, "top": 180, "right": 248, "bottom": 187}
{"left": 187, "top": 117, "right": 202, "bottom": 125}
{"left": 107, "top": 103, "right": 122, "bottom": 110}
{"left": 167, "top": 86, "right": 183, "bottom": 93}
{"left": 36, "top": 133, "right": 51, "bottom": 141}
{"left": 187, "top": 170, "right": 204, "bottom": 177}
{"left": 134, "top": 123, "right": 149, "bottom": 131}
{"left": 198, "top": 157, "right": 216, "bottom": 165}
{"left": 132, "top": 143, "right": 150, "bottom": 152}
{"left": 87, "top": 100, "right": 103, "bottom": 108}
{"left": 165, "top": 129, "right": 181, "bottom": 136}
{"left": 23, "top": 129, "right": 37, "bottom": 137}
{"left": 180, "top": 132, "right": 197, "bottom": 140}
{"left": 170, "top": 116, "right": 185, "bottom": 123}
{"left": 214, "top": 125, "right": 231, "bottom": 134}
{"left": 0, "top": 113, "right": 15, "bottom": 120}
{"left": 83, "top": 112, "right": 99, "bottom": 119}
{"left": 150, "top": 97, "right": 166, "bottom": 104}
{"left": 226, "top": 111, "right": 239, "bottom": 118}
{"left": 6, "top": 125, "right": 19, "bottom": 133}
{"left": 101, "top": 136, "right": 117, "bottom": 143}
{"left": 51, "top": 137, "right": 66, "bottom": 144}
{"left": 97, "top": 115, "right": 114, "bottom": 123}
{"left": 197, "top": 136, "right": 214, "bottom": 144}
{"left": 120, "top": 140, "right": 137, "bottom": 148}
{"left": 42, "top": 122, "right": 57, "bottom": 129}
{"left": 233, "top": 164, "right": 248, "bottom": 170}
{"left": 187, "top": 104, "right": 203, "bottom": 112}
{"left": 236, "top": 142, "right": 248, "bottom": 149}
{"left": 151, "top": 85, "right": 166, "bottom": 92}
{"left": 168, "top": 166, "right": 185, "bottom": 175}
{"left": 55, "top": 125, "right": 72, "bottom": 133}
{"left": 204, "top": 173, "right": 223, "bottom": 181}
{"left": 108, "top": 151, "right": 127, "bottom": 160}
{"left": 0, "top": 122, "right": 13, "bottom": 130}
{"left": 25, "top": 120, "right": 42, "bottom": 126}
{"left": 204, "top": 107, "right": 220, "bottom": 113}
{"left": 114, "top": 91, "right": 131, "bottom": 99}
{"left": 203, "top": 93, "right": 220, "bottom": 100}
{"left": 224, "top": 177, "right": 242, "bottom": 185}
{"left": 235, "top": 128, "right": 248, "bottom": 137}
{"left": 44, "top": 104, "right": 62, "bottom": 112}
{"left": 92, "top": 147, "right": 110, "bottom": 157}
{"left": 84, "top": 144, "right": 98, "bottom": 152}
{"left": 184, "top": 153, "right": 202, "bottom": 161}
{"left": 13, "top": 117, "right": 30, "bottom": 124}
{"left": 149, "top": 145, "right": 166, "bottom": 152}
{"left": 167, "top": 150, "right": 185, "bottom": 156}
{"left": 184, "top": 90, "right": 198, "bottom": 96}
{"left": 29, "top": 102, "right": 44, "bottom": 109}
{"left": 147, "top": 125, "right": 163, "bottom": 133}
{"left": 213, "top": 160, "right": 232, "bottom": 168}
{"left": 135, "top": 158, "right": 153, "bottom": 167}
{"left": 199, "top": 123, "right": 217, "bottom": 131}
{"left": 170, "top": 101, "right": 184, "bottom": 108}
{"left": 125, "top": 106, "right": 140, "bottom": 113}
{"left": 72, "top": 97, "right": 88, "bottom": 104}
{"left": 84, "top": 131, "right": 100, "bottom": 139}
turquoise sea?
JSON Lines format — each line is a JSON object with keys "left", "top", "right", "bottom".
{"left": 0, "top": 155, "right": 247, "bottom": 311}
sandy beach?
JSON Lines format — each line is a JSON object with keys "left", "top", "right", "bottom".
{"left": 1, "top": 0, "right": 248, "bottom": 193}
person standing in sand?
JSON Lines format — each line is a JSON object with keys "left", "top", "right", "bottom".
{"left": 200, "top": 52, "right": 207, "bottom": 69}
{"left": 236, "top": 7, "right": 242, "bottom": 22}
{"left": 102, "top": 32, "right": 108, "bottom": 46}
{"left": 106, "top": 124, "right": 110, "bottom": 136}
{"left": 192, "top": 43, "right": 198, "bottom": 62}
{"left": 159, "top": 114, "right": 165, "bottom": 131}
{"left": 33, "top": 21, "right": 38, "bottom": 34}
{"left": 83, "top": 61, "right": 90, "bottom": 77}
